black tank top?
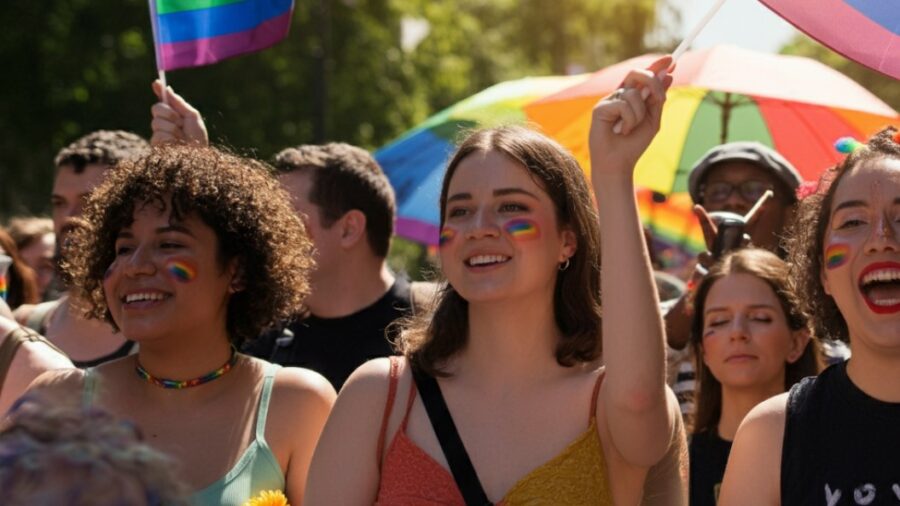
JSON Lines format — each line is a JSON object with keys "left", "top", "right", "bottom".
{"left": 782, "top": 361, "right": 900, "bottom": 505}
{"left": 689, "top": 430, "right": 732, "bottom": 506}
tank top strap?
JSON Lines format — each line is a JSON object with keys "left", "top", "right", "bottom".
{"left": 255, "top": 362, "right": 281, "bottom": 442}
{"left": 376, "top": 356, "right": 402, "bottom": 462}
{"left": 588, "top": 369, "right": 606, "bottom": 422}
{"left": 82, "top": 367, "right": 97, "bottom": 408}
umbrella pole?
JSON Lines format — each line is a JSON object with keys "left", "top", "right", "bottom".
{"left": 720, "top": 92, "right": 733, "bottom": 144}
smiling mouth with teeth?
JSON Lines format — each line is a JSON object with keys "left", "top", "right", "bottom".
{"left": 859, "top": 263, "right": 900, "bottom": 314}
{"left": 123, "top": 292, "right": 169, "bottom": 304}
{"left": 465, "top": 254, "right": 511, "bottom": 267}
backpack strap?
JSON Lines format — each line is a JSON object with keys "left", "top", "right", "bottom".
{"left": 411, "top": 365, "right": 492, "bottom": 506}
{"left": 0, "top": 327, "right": 65, "bottom": 395}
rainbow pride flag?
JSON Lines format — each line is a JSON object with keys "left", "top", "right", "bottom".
{"left": 760, "top": 0, "right": 900, "bottom": 79}
{"left": 149, "top": 0, "right": 295, "bottom": 71}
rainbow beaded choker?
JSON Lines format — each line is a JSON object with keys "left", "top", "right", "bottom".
{"left": 135, "top": 347, "right": 238, "bottom": 389}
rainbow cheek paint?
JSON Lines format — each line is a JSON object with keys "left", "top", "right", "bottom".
{"left": 825, "top": 244, "right": 850, "bottom": 270}
{"left": 0, "top": 276, "right": 7, "bottom": 301}
{"left": 504, "top": 219, "right": 540, "bottom": 241}
{"left": 439, "top": 227, "right": 457, "bottom": 247}
{"left": 167, "top": 260, "right": 197, "bottom": 283}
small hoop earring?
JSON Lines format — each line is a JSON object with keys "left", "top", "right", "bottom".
{"left": 558, "top": 258, "right": 571, "bottom": 271}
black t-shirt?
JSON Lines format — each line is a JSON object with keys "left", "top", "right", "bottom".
{"left": 782, "top": 361, "right": 900, "bottom": 505}
{"left": 245, "top": 278, "right": 412, "bottom": 390}
{"left": 690, "top": 429, "right": 733, "bottom": 506}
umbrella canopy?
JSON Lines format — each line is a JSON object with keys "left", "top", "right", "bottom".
{"left": 525, "top": 45, "right": 900, "bottom": 196}
{"left": 375, "top": 75, "right": 587, "bottom": 246}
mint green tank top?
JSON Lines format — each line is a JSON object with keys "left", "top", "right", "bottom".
{"left": 82, "top": 361, "right": 286, "bottom": 505}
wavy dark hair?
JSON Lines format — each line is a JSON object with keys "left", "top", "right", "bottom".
{"left": 690, "top": 248, "right": 821, "bottom": 435}
{"left": 786, "top": 126, "right": 900, "bottom": 344}
{"left": 64, "top": 144, "right": 314, "bottom": 347}
{"left": 398, "top": 126, "right": 603, "bottom": 376}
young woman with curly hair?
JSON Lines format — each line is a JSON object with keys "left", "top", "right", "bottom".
{"left": 305, "top": 57, "right": 686, "bottom": 505}
{"left": 28, "top": 144, "right": 335, "bottom": 505}
{"left": 688, "top": 248, "right": 819, "bottom": 506}
{"left": 720, "top": 127, "right": 900, "bottom": 505}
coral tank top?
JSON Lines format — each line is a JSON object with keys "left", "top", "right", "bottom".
{"left": 374, "top": 357, "right": 613, "bottom": 505}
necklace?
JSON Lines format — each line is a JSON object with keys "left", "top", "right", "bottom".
{"left": 135, "top": 347, "right": 238, "bottom": 389}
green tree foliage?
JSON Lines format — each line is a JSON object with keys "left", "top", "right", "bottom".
{"left": 780, "top": 34, "right": 900, "bottom": 112}
{"left": 0, "top": 0, "right": 671, "bottom": 220}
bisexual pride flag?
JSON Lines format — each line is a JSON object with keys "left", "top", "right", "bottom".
{"left": 760, "top": 0, "right": 900, "bottom": 80}
{"left": 149, "top": 0, "right": 295, "bottom": 71}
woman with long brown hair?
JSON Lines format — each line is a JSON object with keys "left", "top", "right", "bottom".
{"left": 688, "top": 248, "right": 819, "bottom": 506}
{"left": 305, "top": 57, "right": 685, "bottom": 505}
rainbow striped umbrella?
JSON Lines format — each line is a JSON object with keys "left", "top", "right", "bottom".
{"left": 375, "top": 75, "right": 588, "bottom": 246}
{"left": 525, "top": 45, "right": 899, "bottom": 197}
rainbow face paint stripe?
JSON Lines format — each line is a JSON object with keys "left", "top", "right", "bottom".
{"left": 167, "top": 261, "right": 197, "bottom": 283}
{"left": 439, "top": 227, "right": 457, "bottom": 247}
{"left": 0, "top": 276, "right": 7, "bottom": 301}
{"left": 825, "top": 244, "right": 850, "bottom": 270}
{"left": 504, "top": 219, "right": 540, "bottom": 240}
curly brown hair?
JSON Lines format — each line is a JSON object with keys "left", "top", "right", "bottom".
{"left": 397, "top": 126, "right": 603, "bottom": 376}
{"left": 54, "top": 130, "right": 148, "bottom": 172}
{"left": 64, "top": 144, "right": 314, "bottom": 346}
{"left": 786, "top": 126, "right": 900, "bottom": 343}
{"left": 689, "top": 248, "right": 821, "bottom": 434}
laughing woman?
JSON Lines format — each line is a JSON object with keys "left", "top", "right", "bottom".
{"left": 28, "top": 145, "right": 336, "bottom": 505}
{"left": 305, "top": 57, "right": 685, "bottom": 505}
{"left": 719, "top": 127, "right": 900, "bottom": 505}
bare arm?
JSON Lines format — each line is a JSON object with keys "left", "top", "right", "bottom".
{"left": 591, "top": 56, "right": 676, "bottom": 467}
{"left": 0, "top": 317, "right": 74, "bottom": 415}
{"left": 265, "top": 368, "right": 336, "bottom": 505}
{"left": 718, "top": 394, "right": 787, "bottom": 506}
{"left": 304, "top": 359, "right": 393, "bottom": 505}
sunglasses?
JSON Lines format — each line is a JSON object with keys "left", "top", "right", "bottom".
{"left": 700, "top": 180, "right": 773, "bottom": 205}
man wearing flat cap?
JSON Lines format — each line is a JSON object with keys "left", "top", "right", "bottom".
{"left": 665, "top": 142, "right": 848, "bottom": 418}
{"left": 688, "top": 141, "right": 802, "bottom": 253}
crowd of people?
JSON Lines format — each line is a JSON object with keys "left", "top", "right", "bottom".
{"left": 0, "top": 54, "right": 898, "bottom": 506}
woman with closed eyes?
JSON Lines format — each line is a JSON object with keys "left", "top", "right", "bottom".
{"left": 687, "top": 248, "right": 819, "bottom": 506}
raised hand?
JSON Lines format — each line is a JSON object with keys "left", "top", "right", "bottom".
{"left": 589, "top": 56, "right": 672, "bottom": 180}
{"left": 150, "top": 80, "right": 209, "bottom": 146}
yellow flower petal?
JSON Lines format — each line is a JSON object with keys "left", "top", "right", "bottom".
{"left": 241, "top": 489, "right": 289, "bottom": 506}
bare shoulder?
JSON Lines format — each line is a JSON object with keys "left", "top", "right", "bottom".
{"left": 341, "top": 357, "right": 395, "bottom": 395}
{"left": 24, "top": 367, "right": 86, "bottom": 407}
{"left": 718, "top": 393, "right": 788, "bottom": 506}
{"left": 11, "top": 304, "right": 35, "bottom": 325}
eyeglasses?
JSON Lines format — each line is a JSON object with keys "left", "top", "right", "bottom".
{"left": 700, "top": 180, "right": 773, "bottom": 205}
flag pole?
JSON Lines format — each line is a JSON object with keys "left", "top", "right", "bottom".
{"left": 612, "top": 0, "right": 727, "bottom": 134}
{"left": 672, "top": 0, "right": 728, "bottom": 64}
{"left": 148, "top": 0, "right": 168, "bottom": 104}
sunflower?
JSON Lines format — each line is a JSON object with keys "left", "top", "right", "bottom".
{"left": 242, "top": 490, "right": 290, "bottom": 506}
